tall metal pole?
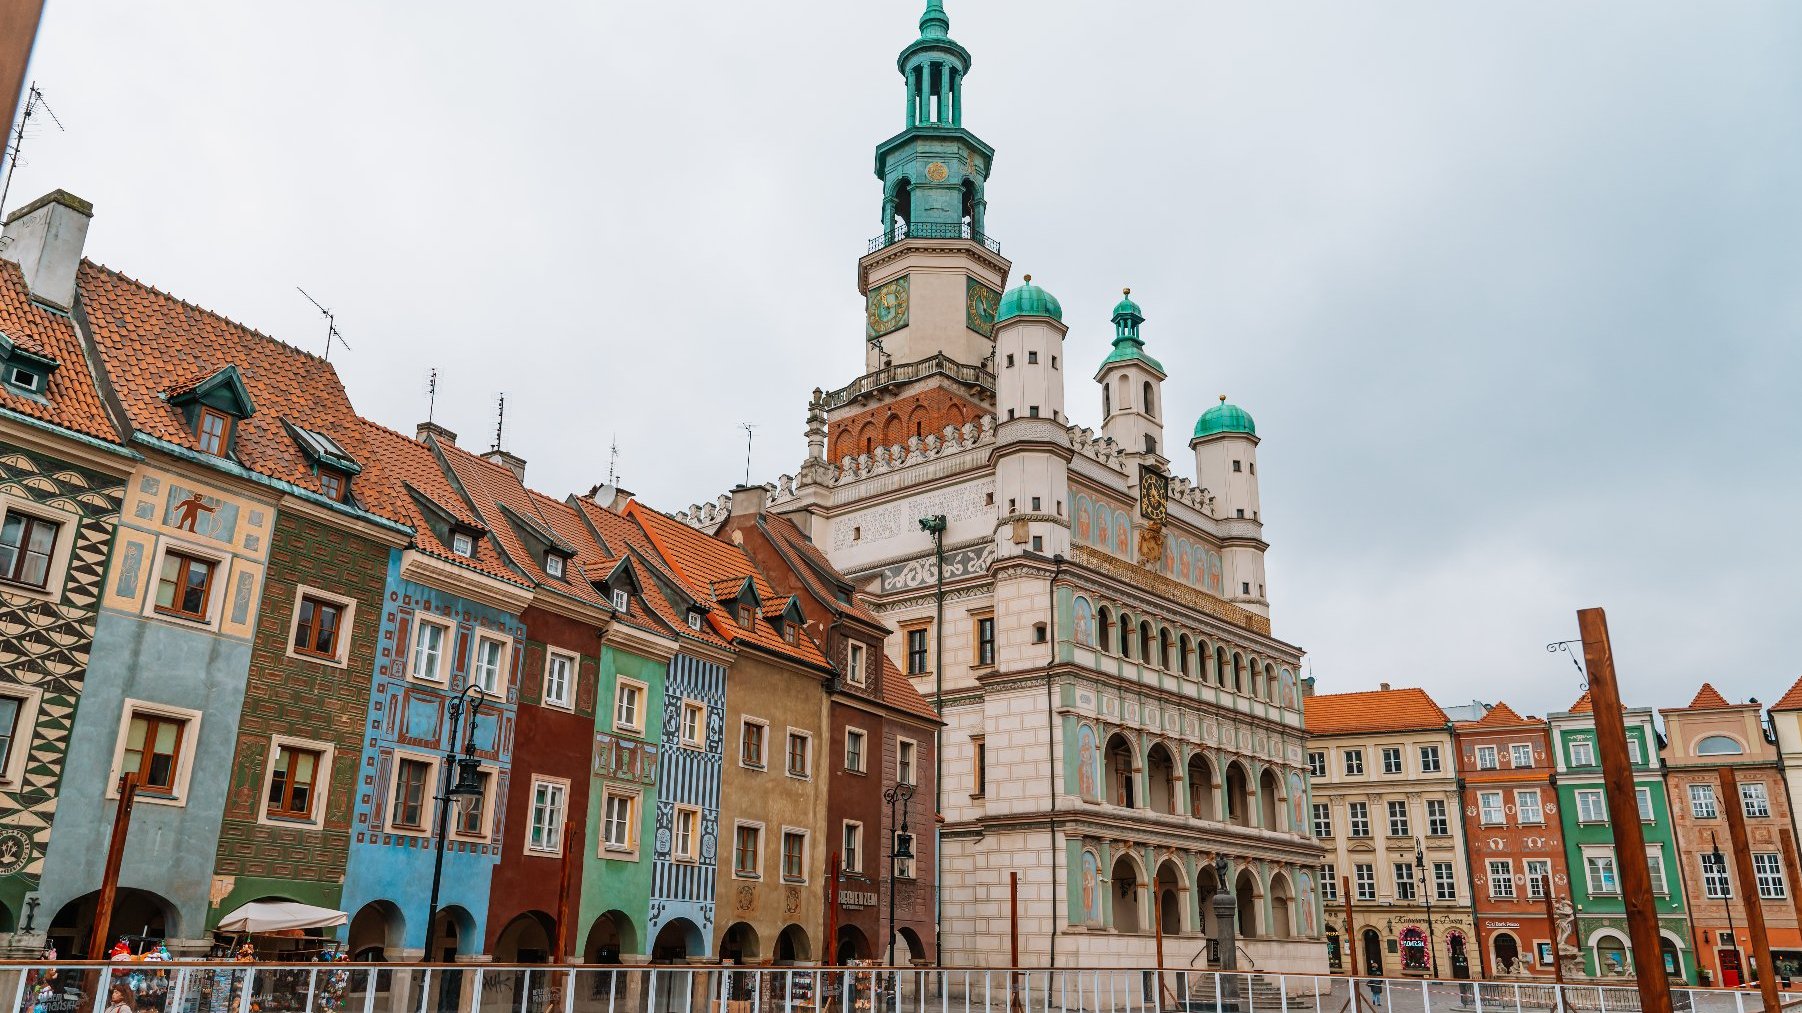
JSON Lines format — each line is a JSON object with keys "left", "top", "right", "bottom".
{"left": 422, "top": 687, "right": 481, "bottom": 963}
{"left": 1575, "top": 607, "right": 1673, "bottom": 1012}
{"left": 1416, "top": 840, "right": 1438, "bottom": 977}
{"left": 928, "top": 516, "right": 945, "bottom": 957}
{"left": 1720, "top": 767, "right": 1780, "bottom": 1010}
{"left": 88, "top": 773, "right": 139, "bottom": 959}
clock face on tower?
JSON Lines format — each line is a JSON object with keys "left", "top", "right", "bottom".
{"left": 966, "top": 278, "right": 1001, "bottom": 338}
{"left": 866, "top": 275, "right": 910, "bottom": 340}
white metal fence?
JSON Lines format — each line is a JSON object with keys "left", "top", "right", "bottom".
{"left": 3, "top": 964, "right": 1795, "bottom": 1013}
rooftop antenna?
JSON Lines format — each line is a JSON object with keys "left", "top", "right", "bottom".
{"left": 425, "top": 368, "right": 439, "bottom": 423}
{"left": 740, "top": 423, "right": 757, "bottom": 487}
{"left": 492, "top": 393, "right": 506, "bottom": 453}
{"left": 296, "top": 287, "right": 351, "bottom": 361}
{"left": 607, "top": 435, "right": 619, "bottom": 487}
{"left": 1, "top": 83, "right": 65, "bottom": 217}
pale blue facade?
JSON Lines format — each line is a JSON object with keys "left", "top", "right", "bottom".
{"left": 646, "top": 651, "right": 726, "bottom": 952}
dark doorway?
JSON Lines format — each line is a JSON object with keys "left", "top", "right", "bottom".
{"left": 1364, "top": 929, "right": 1385, "bottom": 976}
{"left": 1450, "top": 932, "right": 1470, "bottom": 979}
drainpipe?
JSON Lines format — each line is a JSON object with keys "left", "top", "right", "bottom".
{"left": 918, "top": 514, "right": 948, "bottom": 960}
{"left": 1045, "top": 553, "right": 1064, "bottom": 967}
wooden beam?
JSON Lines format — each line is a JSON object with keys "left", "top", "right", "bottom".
{"left": 1720, "top": 767, "right": 1781, "bottom": 1012}
{"left": 88, "top": 773, "right": 138, "bottom": 960}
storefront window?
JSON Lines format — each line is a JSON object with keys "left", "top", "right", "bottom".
{"left": 1400, "top": 927, "right": 1428, "bottom": 972}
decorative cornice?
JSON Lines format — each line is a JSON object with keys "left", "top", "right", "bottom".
{"left": 400, "top": 549, "right": 535, "bottom": 612}
{"left": 1072, "top": 544, "right": 1271, "bottom": 638}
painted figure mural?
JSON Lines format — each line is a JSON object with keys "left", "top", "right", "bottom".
{"left": 1076, "top": 723, "right": 1099, "bottom": 801}
{"left": 1072, "top": 595, "right": 1096, "bottom": 647}
{"left": 1296, "top": 868, "right": 1317, "bottom": 936}
{"left": 1081, "top": 850, "right": 1102, "bottom": 925}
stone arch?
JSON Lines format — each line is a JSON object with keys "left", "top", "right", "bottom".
{"left": 775, "top": 923, "right": 811, "bottom": 963}
{"left": 1214, "top": 646, "right": 1228, "bottom": 687}
{"left": 1155, "top": 859, "right": 1188, "bottom": 935}
{"left": 493, "top": 910, "right": 556, "bottom": 962}
{"left": 428, "top": 905, "right": 476, "bottom": 962}
{"left": 897, "top": 927, "right": 927, "bottom": 964}
{"left": 1187, "top": 752, "right": 1218, "bottom": 820}
{"left": 1258, "top": 766, "right": 1283, "bottom": 831}
{"left": 1268, "top": 871, "right": 1294, "bottom": 939}
{"left": 1264, "top": 663, "right": 1277, "bottom": 702}
{"left": 1139, "top": 620, "right": 1153, "bottom": 664}
{"left": 835, "top": 924, "right": 871, "bottom": 964}
{"left": 717, "top": 921, "right": 759, "bottom": 963}
{"left": 651, "top": 917, "right": 706, "bottom": 961}
{"left": 1106, "top": 731, "right": 1139, "bottom": 808}
{"left": 1249, "top": 656, "right": 1263, "bottom": 698}
{"left": 1194, "top": 860, "right": 1223, "bottom": 938}
{"left": 1073, "top": 595, "right": 1097, "bottom": 647}
{"left": 586, "top": 909, "right": 639, "bottom": 962}
{"left": 1235, "top": 867, "right": 1262, "bottom": 939}
{"left": 1158, "top": 627, "right": 1173, "bottom": 670}
{"left": 1223, "top": 759, "right": 1251, "bottom": 825}
{"left": 1110, "top": 851, "right": 1147, "bottom": 933}
{"left": 346, "top": 900, "right": 405, "bottom": 961}
{"left": 1145, "top": 740, "right": 1180, "bottom": 815}
{"left": 1231, "top": 651, "right": 1246, "bottom": 693}
{"left": 48, "top": 887, "right": 179, "bottom": 958}
{"left": 1098, "top": 605, "right": 1114, "bottom": 653}
{"left": 1143, "top": 381, "right": 1157, "bottom": 419}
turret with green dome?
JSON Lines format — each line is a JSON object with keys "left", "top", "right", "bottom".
{"left": 1194, "top": 395, "right": 1256, "bottom": 439}
{"left": 874, "top": 0, "right": 996, "bottom": 244}
{"left": 995, "top": 274, "right": 1061, "bottom": 323}
{"left": 1096, "top": 288, "right": 1166, "bottom": 375}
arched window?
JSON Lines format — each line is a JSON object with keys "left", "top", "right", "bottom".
{"left": 1144, "top": 434, "right": 1158, "bottom": 454}
{"left": 1103, "top": 384, "right": 1111, "bottom": 416}
{"left": 1177, "top": 635, "right": 1191, "bottom": 677}
{"left": 1159, "top": 629, "right": 1172, "bottom": 670}
{"left": 1119, "top": 614, "right": 1134, "bottom": 659}
{"left": 1143, "top": 381, "right": 1156, "bottom": 418}
{"left": 1139, "top": 621, "right": 1153, "bottom": 664}
{"left": 1098, "top": 607, "right": 1114, "bottom": 653}
{"left": 1215, "top": 646, "right": 1228, "bottom": 687}
{"left": 1119, "top": 376, "right": 1131, "bottom": 409}
{"left": 1232, "top": 652, "right": 1246, "bottom": 693}
{"left": 890, "top": 178, "right": 913, "bottom": 238}
{"left": 1265, "top": 663, "right": 1278, "bottom": 702}
{"left": 1696, "top": 735, "right": 1744, "bottom": 755}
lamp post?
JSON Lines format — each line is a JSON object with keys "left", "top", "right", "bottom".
{"left": 1416, "top": 839, "right": 1439, "bottom": 978}
{"left": 1713, "top": 831, "right": 1739, "bottom": 982}
{"left": 917, "top": 513, "right": 947, "bottom": 957}
{"left": 421, "top": 684, "right": 488, "bottom": 963}
{"left": 886, "top": 783, "right": 917, "bottom": 967}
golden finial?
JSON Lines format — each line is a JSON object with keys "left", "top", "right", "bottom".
{"left": 1123, "top": 287, "right": 1131, "bottom": 296}
{"left": 1219, "top": 394, "right": 1228, "bottom": 403}
{"left": 1023, "top": 274, "right": 1032, "bottom": 284}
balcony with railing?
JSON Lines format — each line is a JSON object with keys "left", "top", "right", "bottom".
{"left": 820, "top": 353, "right": 994, "bottom": 410}
{"left": 868, "top": 220, "right": 1002, "bottom": 255}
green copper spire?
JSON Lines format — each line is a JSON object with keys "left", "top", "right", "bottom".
{"left": 1194, "top": 396, "right": 1257, "bottom": 438}
{"left": 1098, "top": 288, "right": 1166, "bottom": 373}
{"left": 919, "top": 0, "right": 950, "bottom": 40}
{"left": 874, "top": 0, "right": 995, "bottom": 244}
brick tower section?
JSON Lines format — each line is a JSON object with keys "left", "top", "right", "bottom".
{"left": 828, "top": 386, "right": 992, "bottom": 464}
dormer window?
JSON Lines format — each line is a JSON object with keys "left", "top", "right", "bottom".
{"left": 451, "top": 533, "right": 474, "bottom": 557}
{"left": 781, "top": 623, "right": 798, "bottom": 645}
{"left": 545, "top": 554, "right": 565, "bottom": 579}
{"left": 686, "top": 610, "right": 704, "bottom": 631}
{"left": 4, "top": 365, "right": 42, "bottom": 393}
{"left": 197, "top": 407, "right": 232, "bottom": 456}
{"left": 319, "top": 468, "right": 347, "bottom": 503}
{"left": 737, "top": 604, "right": 754, "bottom": 629}
{"left": 612, "top": 588, "right": 629, "bottom": 611}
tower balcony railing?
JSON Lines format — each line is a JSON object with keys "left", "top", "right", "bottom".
{"left": 821, "top": 352, "right": 994, "bottom": 410}
{"left": 868, "top": 220, "right": 1002, "bottom": 255}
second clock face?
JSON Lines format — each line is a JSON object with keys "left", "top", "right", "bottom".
{"left": 966, "top": 278, "right": 1001, "bottom": 338}
{"left": 867, "top": 276, "right": 910, "bottom": 340}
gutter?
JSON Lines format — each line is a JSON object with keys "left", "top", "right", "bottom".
{"left": 0, "top": 404, "right": 141, "bottom": 461}
{"left": 131, "top": 432, "right": 414, "bottom": 537}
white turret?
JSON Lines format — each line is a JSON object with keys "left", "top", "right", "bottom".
{"left": 1192, "top": 395, "right": 1267, "bottom": 615}
{"left": 990, "top": 275, "right": 1072, "bottom": 562}
{"left": 1094, "top": 290, "right": 1168, "bottom": 466}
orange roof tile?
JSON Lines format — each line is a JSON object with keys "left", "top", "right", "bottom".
{"left": 350, "top": 418, "right": 525, "bottom": 588}
{"left": 77, "top": 261, "right": 363, "bottom": 490}
{"left": 1567, "top": 691, "right": 1593, "bottom": 713}
{"left": 1458, "top": 700, "right": 1531, "bottom": 729}
{"left": 568, "top": 496, "right": 730, "bottom": 650}
{"left": 757, "top": 512, "right": 885, "bottom": 627}
{"left": 1304, "top": 687, "right": 1448, "bottom": 736}
{"left": 0, "top": 260, "right": 119, "bottom": 443}
{"left": 626, "top": 500, "right": 829, "bottom": 671}
{"left": 1684, "top": 683, "right": 1732, "bottom": 711}
{"left": 1772, "top": 676, "right": 1802, "bottom": 712}
{"left": 880, "top": 654, "right": 941, "bottom": 724}
{"left": 528, "top": 487, "right": 668, "bottom": 634}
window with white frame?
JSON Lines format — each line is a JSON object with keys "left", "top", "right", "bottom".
{"left": 389, "top": 755, "right": 433, "bottom": 831}
{"left": 672, "top": 804, "right": 699, "bottom": 862}
{"left": 740, "top": 719, "right": 767, "bottom": 769}
{"left": 1645, "top": 847, "right": 1668, "bottom": 895}
{"left": 601, "top": 788, "right": 637, "bottom": 853}
{"left": 1344, "top": 749, "right": 1364, "bottom": 775}
{"left": 1743, "top": 782, "right": 1772, "bottom": 819}
{"left": 1701, "top": 852, "right": 1732, "bottom": 899}
{"left": 1381, "top": 747, "right": 1403, "bottom": 774}
{"left": 454, "top": 768, "right": 493, "bottom": 839}
{"left": 614, "top": 678, "right": 645, "bottom": 734}
{"left": 612, "top": 588, "right": 629, "bottom": 611}
{"left": 1419, "top": 744, "right": 1441, "bottom": 773}
{"left": 1489, "top": 860, "right": 1515, "bottom": 898}
{"left": 845, "top": 728, "right": 867, "bottom": 774}
{"left": 262, "top": 737, "right": 332, "bottom": 824}
{"left": 1755, "top": 853, "right": 1787, "bottom": 899}
{"left": 471, "top": 636, "right": 507, "bottom": 695}
{"left": 1312, "top": 802, "right": 1332, "bottom": 838}
{"left": 1387, "top": 800, "right": 1410, "bottom": 837}
{"left": 1476, "top": 745, "right": 1498, "bottom": 770}
{"left": 0, "top": 506, "right": 63, "bottom": 591}
{"left": 846, "top": 641, "right": 867, "bottom": 686}
{"left": 410, "top": 617, "right": 451, "bottom": 682}
{"left": 528, "top": 778, "right": 567, "bottom": 855}
{"left": 680, "top": 700, "right": 706, "bottom": 748}
{"left": 543, "top": 650, "right": 575, "bottom": 709}
{"left": 1308, "top": 751, "right": 1326, "bottom": 778}
{"left": 1569, "top": 739, "right": 1595, "bottom": 767}
{"left": 1354, "top": 864, "right": 1376, "bottom": 901}
{"left": 787, "top": 730, "right": 812, "bottom": 779}
{"left": 288, "top": 588, "right": 353, "bottom": 665}
{"left": 1515, "top": 789, "right": 1543, "bottom": 825}
{"left": 842, "top": 821, "right": 864, "bottom": 875}
{"left": 1479, "top": 792, "right": 1505, "bottom": 825}
{"left": 781, "top": 828, "right": 808, "bottom": 883}
{"left": 1586, "top": 852, "right": 1619, "bottom": 895}
{"left": 451, "top": 532, "right": 474, "bottom": 557}
{"left": 898, "top": 737, "right": 917, "bottom": 785}
{"left": 1435, "top": 862, "right": 1457, "bottom": 901}
{"left": 0, "top": 687, "right": 41, "bottom": 785}
{"left": 1427, "top": 798, "right": 1450, "bottom": 836}
{"left": 1576, "top": 789, "right": 1607, "bottom": 823}
{"left": 1635, "top": 786, "right": 1653, "bottom": 822}
{"left": 1689, "top": 783, "right": 1717, "bottom": 818}
{"left": 1626, "top": 736, "right": 1643, "bottom": 765}
{"left": 1394, "top": 862, "right": 1417, "bottom": 901}
{"left": 1321, "top": 866, "right": 1338, "bottom": 901}
{"left": 544, "top": 554, "right": 565, "bottom": 578}
{"left": 1525, "top": 859, "right": 1550, "bottom": 898}
{"left": 116, "top": 702, "right": 201, "bottom": 801}
{"left": 1510, "top": 743, "right": 1534, "bottom": 768}
{"left": 733, "top": 822, "right": 762, "bottom": 878}
{"left": 1348, "top": 802, "right": 1370, "bottom": 837}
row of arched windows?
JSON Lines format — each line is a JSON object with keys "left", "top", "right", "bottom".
{"left": 1072, "top": 595, "right": 1296, "bottom": 708}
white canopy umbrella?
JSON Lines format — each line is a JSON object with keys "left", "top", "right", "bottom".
{"left": 216, "top": 901, "right": 348, "bottom": 935}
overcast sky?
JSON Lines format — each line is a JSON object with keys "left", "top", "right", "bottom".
{"left": 12, "top": 1, "right": 1799, "bottom": 719}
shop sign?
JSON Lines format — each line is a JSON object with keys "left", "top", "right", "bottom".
{"left": 841, "top": 891, "right": 878, "bottom": 909}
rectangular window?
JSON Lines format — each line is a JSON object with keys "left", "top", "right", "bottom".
{"left": 470, "top": 637, "right": 505, "bottom": 695}
{"left": 1479, "top": 791, "right": 1505, "bottom": 825}
{"left": 741, "top": 720, "right": 766, "bottom": 768}
{"left": 787, "top": 730, "right": 811, "bottom": 778}
{"left": 734, "top": 823, "right": 762, "bottom": 878}
{"left": 1636, "top": 786, "right": 1653, "bottom": 822}
{"left": 906, "top": 628, "right": 929, "bottom": 674}
{"left": 544, "top": 554, "right": 565, "bottom": 578}
{"left": 1321, "top": 866, "right": 1339, "bottom": 901}
{"left": 612, "top": 588, "right": 629, "bottom": 611}
{"left": 528, "top": 779, "right": 567, "bottom": 854}
{"left": 411, "top": 619, "right": 449, "bottom": 682}
{"left": 319, "top": 469, "right": 345, "bottom": 502}
{"left": 1702, "top": 852, "right": 1732, "bottom": 899}
{"left": 124, "top": 713, "right": 186, "bottom": 795}
{"left": 1743, "top": 782, "right": 1772, "bottom": 819}
{"left": 0, "top": 694, "right": 21, "bottom": 779}
{"left": 1525, "top": 860, "right": 1550, "bottom": 898}
{"left": 781, "top": 829, "right": 807, "bottom": 883}
{"left": 0, "top": 512, "right": 58, "bottom": 589}
{"left": 898, "top": 737, "right": 917, "bottom": 785}
{"left": 1348, "top": 801, "right": 1370, "bottom": 838}
{"left": 614, "top": 680, "right": 643, "bottom": 733}
{"left": 847, "top": 642, "right": 866, "bottom": 686}
{"left": 265, "top": 745, "right": 322, "bottom": 819}
{"left": 451, "top": 532, "right": 474, "bottom": 557}
{"left": 1489, "top": 860, "right": 1515, "bottom": 899}
{"left": 1626, "top": 736, "right": 1643, "bottom": 765}
{"left": 1419, "top": 745, "right": 1441, "bottom": 773}
{"left": 1308, "top": 751, "right": 1326, "bottom": 778}
{"left": 1690, "top": 783, "right": 1718, "bottom": 818}
{"left": 680, "top": 701, "right": 705, "bottom": 747}
{"left": 1387, "top": 800, "right": 1410, "bottom": 838}
{"left": 602, "top": 790, "right": 636, "bottom": 852}
{"left": 1755, "top": 853, "right": 1787, "bottom": 899}
{"left": 1587, "top": 853, "right": 1619, "bottom": 895}
{"left": 1516, "top": 789, "right": 1543, "bottom": 825}
{"left": 543, "top": 652, "right": 573, "bottom": 709}
{"left": 1427, "top": 798, "right": 1450, "bottom": 836}
{"left": 672, "top": 805, "right": 699, "bottom": 862}
{"left": 842, "top": 821, "right": 864, "bottom": 875}
{"left": 1355, "top": 864, "right": 1376, "bottom": 901}
{"left": 1476, "top": 745, "right": 1498, "bottom": 770}
{"left": 1510, "top": 743, "right": 1534, "bottom": 768}
{"left": 154, "top": 550, "right": 214, "bottom": 621}
{"left": 1569, "top": 739, "right": 1594, "bottom": 767}
{"left": 197, "top": 407, "right": 231, "bottom": 456}
{"left": 975, "top": 616, "right": 995, "bottom": 666}
{"left": 1344, "top": 749, "right": 1364, "bottom": 775}
{"left": 1382, "top": 747, "right": 1403, "bottom": 774}
{"left": 455, "top": 769, "right": 491, "bottom": 837}
{"left": 391, "top": 757, "right": 430, "bottom": 830}
{"left": 845, "top": 728, "right": 866, "bottom": 774}
{"left": 1394, "top": 862, "right": 1416, "bottom": 901}
{"left": 1646, "top": 848, "right": 1668, "bottom": 896}
{"left": 1576, "top": 789, "right": 1607, "bottom": 823}
{"left": 1312, "top": 802, "right": 1332, "bottom": 838}
{"left": 1435, "top": 862, "right": 1457, "bottom": 901}
{"left": 291, "top": 595, "right": 345, "bottom": 660}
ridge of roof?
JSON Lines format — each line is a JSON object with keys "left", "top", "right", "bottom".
{"left": 1567, "top": 691, "right": 1593, "bottom": 713}
{"left": 1681, "top": 682, "right": 1734, "bottom": 711}
{"left": 81, "top": 260, "right": 331, "bottom": 365}
{"left": 1461, "top": 700, "right": 1531, "bottom": 728}
{"left": 1773, "top": 675, "right": 1802, "bottom": 712}
{"left": 1304, "top": 686, "right": 1448, "bottom": 735}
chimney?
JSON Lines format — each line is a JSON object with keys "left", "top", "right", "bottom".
{"left": 1, "top": 189, "right": 93, "bottom": 311}
{"left": 484, "top": 449, "right": 526, "bottom": 482}
{"left": 589, "top": 484, "right": 634, "bottom": 513}
{"left": 1301, "top": 676, "right": 1316, "bottom": 699}
{"left": 416, "top": 421, "right": 458, "bottom": 446}
{"left": 1380, "top": 682, "right": 1392, "bottom": 692}
{"left": 729, "top": 484, "right": 768, "bottom": 518}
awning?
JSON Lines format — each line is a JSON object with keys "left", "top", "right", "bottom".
{"left": 216, "top": 901, "right": 348, "bottom": 934}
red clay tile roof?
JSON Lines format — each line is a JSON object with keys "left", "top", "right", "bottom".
{"left": 77, "top": 261, "right": 361, "bottom": 489}
{"left": 568, "top": 496, "right": 731, "bottom": 650}
{"left": 527, "top": 487, "right": 668, "bottom": 634}
{"left": 757, "top": 512, "right": 885, "bottom": 627}
{"left": 1304, "top": 687, "right": 1448, "bottom": 735}
{"left": 0, "top": 260, "right": 119, "bottom": 443}
{"left": 1773, "top": 676, "right": 1802, "bottom": 713}
{"left": 349, "top": 418, "right": 526, "bottom": 587}
{"left": 1458, "top": 700, "right": 1531, "bottom": 729}
{"left": 626, "top": 499, "right": 829, "bottom": 670}
{"left": 880, "top": 654, "right": 941, "bottom": 724}
{"left": 1567, "top": 691, "right": 1593, "bottom": 713}
{"left": 1683, "top": 683, "right": 1732, "bottom": 711}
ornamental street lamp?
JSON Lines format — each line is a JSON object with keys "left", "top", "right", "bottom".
{"left": 886, "top": 782, "right": 917, "bottom": 967}
{"left": 421, "top": 684, "right": 487, "bottom": 963}
{"left": 1416, "top": 839, "right": 1440, "bottom": 978}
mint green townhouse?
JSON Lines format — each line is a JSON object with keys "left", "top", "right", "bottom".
{"left": 1549, "top": 691, "right": 1696, "bottom": 983}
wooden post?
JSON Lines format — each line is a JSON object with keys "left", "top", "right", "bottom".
{"left": 1542, "top": 875, "right": 1564, "bottom": 985}
{"left": 1342, "top": 877, "right": 1357, "bottom": 976}
{"left": 1781, "top": 829, "right": 1802, "bottom": 938}
{"left": 88, "top": 773, "right": 139, "bottom": 960}
{"left": 824, "top": 853, "right": 838, "bottom": 966}
{"left": 554, "top": 823, "right": 577, "bottom": 962}
{"left": 1720, "top": 767, "right": 1781, "bottom": 1012}
{"left": 1575, "top": 607, "right": 1673, "bottom": 1013}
